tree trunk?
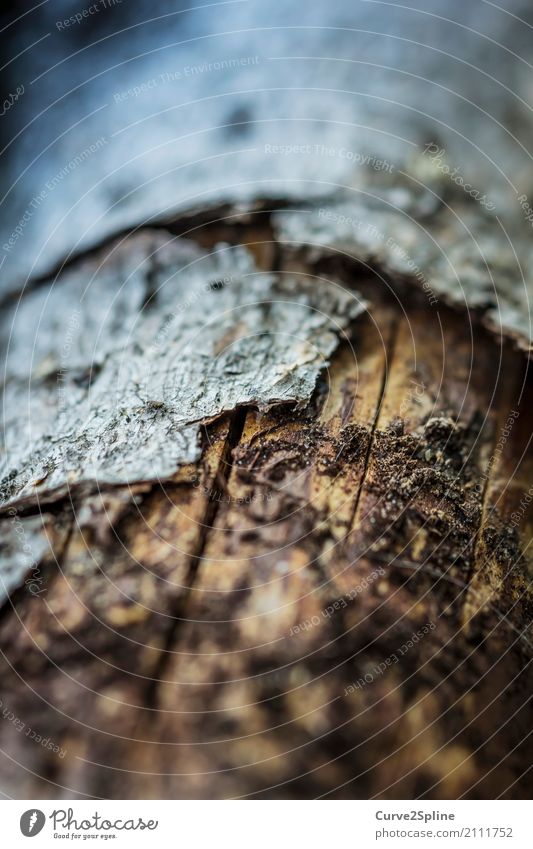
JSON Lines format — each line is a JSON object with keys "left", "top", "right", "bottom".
{"left": 0, "top": 209, "right": 531, "bottom": 799}
{"left": 2, "top": 0, "right": 533, "bottom": 801}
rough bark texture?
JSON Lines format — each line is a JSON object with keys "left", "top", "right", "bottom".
{"left": 0, "top": 211, "right": 531, "bottom": 799}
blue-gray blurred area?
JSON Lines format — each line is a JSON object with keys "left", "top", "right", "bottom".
{"left": 1, "top": 0, "right": 533, "bottom": 286}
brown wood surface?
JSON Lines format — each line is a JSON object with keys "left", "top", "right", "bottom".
{"left": 0, "top": 231, "right": 531, "bottom": 800}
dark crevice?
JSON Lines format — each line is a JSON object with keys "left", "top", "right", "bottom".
{"left": 270, "top": 218, "right": 285, "bottom": 276}
{"left": 0, "top": 480, "right": 153, "bottom": 519}
{"left": 0, "top": 199, "right": 292, "bottom": 312}
{"left": 346, "top": 313, "right": 400, "bottom": 537}
{"left": 143, "top": 405, "right": 248, "bottom": 711}
{"left": 139, "top": 250, "right": 161, "bottom": 314}
{"left": 0, "top": 507, "right": 75, "bottom": 626}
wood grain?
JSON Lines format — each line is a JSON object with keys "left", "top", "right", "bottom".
{"left": 0, "top": 239, "right": 531, "bottom": 800}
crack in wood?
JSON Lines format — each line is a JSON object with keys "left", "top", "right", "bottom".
{"left": 143, "top": 408, "right": 248, "bottom": 711}
{"left": 346, "top": 315, "right": 400, "bottom": 542}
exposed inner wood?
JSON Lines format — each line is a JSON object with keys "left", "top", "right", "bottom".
{"left": 0, "top": 228, "right": 531, "bottom": 800}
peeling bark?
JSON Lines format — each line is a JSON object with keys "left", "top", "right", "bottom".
{"left": 0, "top": 233, "right": 364, "bottom": 508}
{"left": 274, "top": 196, "right": 533, "bottom": 350}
